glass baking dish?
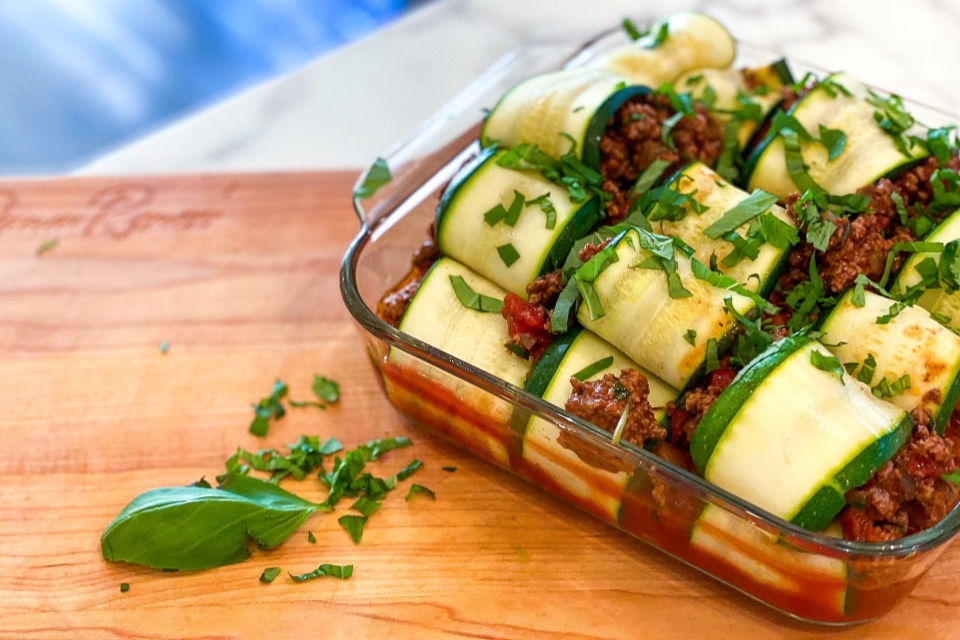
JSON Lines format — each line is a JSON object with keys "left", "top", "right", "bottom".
{"left": 339, "top": 24, "right": 960, "bottom": 625}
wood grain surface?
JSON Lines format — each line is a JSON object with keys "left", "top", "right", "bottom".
{"left": 1, "top": 172, "right": 959, "bottom": 640}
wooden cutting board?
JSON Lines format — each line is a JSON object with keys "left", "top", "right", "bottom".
{"left": 1, "top": 172, "right": 957, "bottom": 640}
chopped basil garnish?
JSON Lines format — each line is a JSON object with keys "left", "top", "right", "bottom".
{"left": 307, "top": 531, "right": 316, "bottom": 544}
{"left": 872, "top": 374, "right": 911, "bottom": 399}
{"left": 355, "top": 157, "right": 391, "bottom": 199}
{"left": 120, "top": 583, "right": 130, "bottom": 593}
{"left": 338, "top": 515, "right": 367, "bottom": 544}
{"left": 449, "top": 275, "right": 504, "bottom": 313}
{"left": 621, "top": 17, "right": 643, "bottom": 40}
{"left": 809, "top": 350, "right": 845, "bottom": 382}
{"left": 350, "top": 496, "right": 381, "bottom": 517}
{"left": 702, "top": 189, "right": 778, "bottom": 239}
{"left": 572, "top": 356, "right": 615, "bottom": 382}
{"left": 159, "top": 341, "right": 170, "bottom": 354}
{"left": 526, "top": 193, "right": 557, "bottom": 229}
{"left": 496, "top": 243, "right": 520, "bottom": 267}
{"left": 684, "top": 329, "right": 697, "bottom": 346}
{"left": 632, "top": 159, "right": 672, "bottom": 196}
{"left": 704, "top": 338, "right": 720, "bottom": 373}
{"left": 550, "top": 278, "right": 580, "bottom": 333}
{"left": 661, "top": 112, "right": 684, "bottom": 152}
{"left": 249, "top": 380, "right": 289, "bottom": 437}
{"left": 405, "top": 484, "right": 436, "bottom": 501}
{"left": 442, "top": 466, "right": 457, "bottom": 472}
{"left": 867, "top": 91, "right": 915, "bottom": 156}
{"left": 758, "top": 212, "right": 799, "bottom": 249}
{"left": 942, "top": 470, "right": 960, "bottom": 487}
{"left": 818, "top": 125, "right": 847, "bottom": 162}
{"left": 577, "top": 279, "right": 606, "bottom": 319}
{"left": 36, "top": 238, "right": 59, "bottom": 256}
{"left": 289, "top": 563, "right": 353, "bottom": 582}
{"left": 226, "top": 434, "right": 343, "bottom": 483}
{"left": 260, "top": 567, "right": 281, "bottom": 583}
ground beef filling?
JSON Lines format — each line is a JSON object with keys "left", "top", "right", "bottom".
{"left": 599, "top": 95, "right": 723, "bottom": 222}
{"left": 665, "top": 358, "right": 739, "bottom": 448}
{"left": 557, "top": 368, "right": 665, "bottom": 473}
{"left": 377, "top": 235, "right": 440, "bottom": 327}
{"left": 840, "top": 412, "right": 960, "bottom": 542}
{"left": 777, "top": 156, "right": 960, "bottom": 296}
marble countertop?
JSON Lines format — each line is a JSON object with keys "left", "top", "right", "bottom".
{"left": 80, "top": 0, "right": 960, "bottom": 175}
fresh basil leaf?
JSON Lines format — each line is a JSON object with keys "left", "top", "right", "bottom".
{"left": 497, "top": 243, "right": 521, "bottom": 267}
{"left": 312, "top": 375, "right": 340, "bottom": 403}
{"left": 810, "top": 350, "right": 845, "bottom": 382}
{"left": 260, "top": 567, "right": 281, "bottom": 583}
{"left": 684, "top": 329, "right": 697, "bottom": 346}
{"left": 355, "top": 157, "right": 391, "bottom": 199}
{"left": 780, "top": 130, "right": 823, "bottom": 192}
{"left": 101, "top": 476, "right": 317, "bottom": 570}
{"left": 702, "top": 189, "right": 778, "bottom": 239}
{"left": 818, "top": 125, "right": 847, "bottom": 161}
{"left": 577, "top": 279, "right": 605, "bottom": 320}
{"left": 771, "top": 111, "right": 815, "bottom": 142}
{"left": 338, "top": 515, "right": 367, "bottom": 544}
{"left": 483, "top": 203, "right": 507, "bottom": 226}
{"left": 290, "top": 563, "right": 353, "bottom": 582}
{"left": 449, "top": 275, "right": 504, "bottom": 313}
{"left": 572, "top": 356, "right": 614, "bottom": 382}
{"left": 852, "top": 274, "right": 868, "bottom": 308}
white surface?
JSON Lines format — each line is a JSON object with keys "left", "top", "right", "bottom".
{"left": 80, "top": 0, "right": 960, "bottom": 175}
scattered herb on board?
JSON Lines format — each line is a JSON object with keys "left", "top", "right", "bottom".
{"left": 159, "top": 341, "right": 170, "bottom": 354}
{"left": 120, "top": 583, "right": 130, "bottom": 593}
{"left": 406, "top": 484, "right": 436, "bottom": 501}
{"left": 442, "top": 466, "right": 457, "bottom": 473}
{"left": 354, "top": 157, "right": 391, "bottom": 199}
{"left": 307, "top": 531, "right": 316, "bottom": 544}
{"left": 35, "top": 238, "right": 59, "bottom": 256}
{"left": 260, "top": 567, "right": 281, "bottom": 584}
{"left": 249, "top": 380, "right": 289, "bottom": 437}
{"left": 290, "top": 563, "right": 353, "bottom": 582}
{"left": 338, "top": 515, "right": 368, "bottom": 544}
{"left": 290, "top": 375, "right": 341, "bottom": 409}
{"left": 226, "top": 435, "right": 343, "bottom": 483}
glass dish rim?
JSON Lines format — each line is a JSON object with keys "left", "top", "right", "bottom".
{"left": 340, "top": 29, "right": 960, "bottom": 559}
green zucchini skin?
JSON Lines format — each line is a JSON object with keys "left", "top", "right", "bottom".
{"left": 690, "top": 334, "right": 810, "bottom": 473}
{"left": 936, "top": 370, "right": 960, "bottom": 435}
{"left": 790, "top": 415, "right": 910, "bottom": 530}
{"left": 582, "top": 85, "right": 653, "bottom": 170}
{"left": 540, "top": 199, "right": 603, "bottom": 275}
{"left": 524, "top": 328, "right": 583, "bottom": 398}
{"left": 435, "top": 145, "right": 500, "bottom": 240}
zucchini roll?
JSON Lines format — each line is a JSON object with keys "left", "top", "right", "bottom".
{"left": 897, "top": 206, "right": 960, "bottom": 329}
{"left": 819, "top": 289, "right": 960, "bottom": 434}
{"left": 746, "top": 73, "right": 929, "bottom": 198}
{"left": 650, "top": 161, "right": 796, "bottom": 294}
{"left": 387, "top": 257, "right": 529, "bottom": 466}
{"left": 588, "top": 12, "right": 735, "bottom": 87}
{"left": 436, "top": 147, "right": 602, "bottom": 296}
{"left": 575, "top": 228, "right": 757, "bottom": 390}
{"left": 521, "top": 328, "right": 679, "bottom": 522}
{"left": 691, "top": 334, "right": 910, "bottom": 530}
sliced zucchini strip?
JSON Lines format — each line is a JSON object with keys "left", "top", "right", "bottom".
{"left": 521, "top": 329, "right": 679, "bottom": 521}
{"left": 675, "top": 62, "right": 791, "bottom": 148}
{"left": 576, "top": 228, "right": 756, "bottom": 390}
{"left": 819, "top": 289, "right": 960, "bottom": 433}
{"left": 690, "top": 505, "right": 847, "bottom": 615}
{"left": 897, "top": 207, "right": 960, "bottom": 330}
{"left": 747, "top": 72, "right": 929, "bottom": 198}
{"left": 691, "top": 335, "right": 910, "bottom": 531}
{"left": 652, "top": 161, "right": 795, "bottom": 294}
{"left": 588, "top": 12, "right": 736, "bottom": 87}
{"left": 389, "top": 258, "right": 530, "bottom": 467}
{"left": 480, "top": 66, "right": 648, "bottom": 166}
{"left": 436, "top": 148, "right": 602, "bottom": 297}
